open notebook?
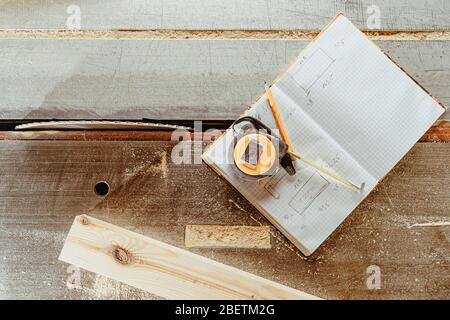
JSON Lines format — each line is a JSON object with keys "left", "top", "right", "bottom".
{"left": 202, "top": 14, "right": 446, "bottom": 256}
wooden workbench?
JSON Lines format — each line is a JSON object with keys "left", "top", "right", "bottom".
{"left": 0, "top": 130, "right": 448, "bottom": 300}
{"left": 0, "top": 1, "right": 449, "bottom": 299}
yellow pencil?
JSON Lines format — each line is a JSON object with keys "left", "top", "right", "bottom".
{"left": 265, "top": 83, "right": 293, "bottom": 152}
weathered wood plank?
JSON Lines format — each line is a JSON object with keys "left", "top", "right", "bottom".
{"left": 1, "top": 123, "right": 449, "bottom": 142}
{"left": 421, "top": 123, "right": 450, "bottom": 142}
{"left": 185, "top": 225, "right": 272, "bottom": 249}
{"left": 0, "top": 0, "right": 449, "bottom": 30}
{"left": 0, "top": 140, "right": 448, "bottom": 299}
{"left": 0, "top": 39, "right": 448, "bottom": 120}
{"left": 59, "top": 215, "right": 314, "bottom": 299}
{"left": 0, "top": 130, "right": 176, "bottom": 141}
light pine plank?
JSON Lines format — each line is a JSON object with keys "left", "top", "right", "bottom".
{"left": 185, "top": 225, "right": 272, "bottom": 249}
{"left": 0, "top": 0, "right": 449, "bottom": 30}
{"left": 0, "top": 39, "right": 448, "bottom": 120}
{"left": 59, "top": 215, "right": 318, "bottom": 300}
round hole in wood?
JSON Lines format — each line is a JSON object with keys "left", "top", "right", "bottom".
{"left": 94, "top": 181, "right": 110, "bottom": 197}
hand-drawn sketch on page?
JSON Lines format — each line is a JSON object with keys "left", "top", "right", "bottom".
{"left": 203, "top": 14, "right": 446, "bottom": 256}
{"left": 289, "top": 48, "right": 336, "bottom": 95}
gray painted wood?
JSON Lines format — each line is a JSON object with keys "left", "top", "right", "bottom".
{"left": 1, "top": 0, "right": 449, "bottom": 30}
{"left": 0, "top": 39, "right": 447, "bottom": 120}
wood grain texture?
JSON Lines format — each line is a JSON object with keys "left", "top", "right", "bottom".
{"left": 421, "top": 125, "right": 450, "bottom": 142}
{"left": 0, "top": 39, "right": 448, "bottom": 120}
{"left": 59, "top": 215, "right": 311, "bottom": 299}
{"left": 1, "top": 123, "right": 449, "bottom": 142}
{"left": 0, "top": 130, "right": 186, "bottom": 141}
{"left": 0, "top": 0, "right": 449, "bottom": 30}
{"left": 0, "top": 140, "right": 448, "bottom": 299}
{"left": 185, "top": 225, "right": 272, "bottom": 249}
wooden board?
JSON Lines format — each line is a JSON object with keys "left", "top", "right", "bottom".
{"left": 59, "top": 215, "right": 316, "bottom": 299}
{"left": 0, "top": 139, "right": 448, "bottom": 299}
{"left": 1, "top": 126, "right": 449, "bottom": 142}
{"left": 0, "top": 39, "right": 448, "bottom": 120}
{"left": 0, "top": 0, "right": 449, "bottom": 30}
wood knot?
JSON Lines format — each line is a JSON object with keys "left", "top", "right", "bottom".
{"left": 112, "top": 246, "right": 132, "bottom": 265}
{"left": 79, "top": 216, "right": 89, "bottom": 225}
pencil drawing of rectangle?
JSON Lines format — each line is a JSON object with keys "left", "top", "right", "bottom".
{"left": 288, "top": 173, "right": 329, "bottom": 215}
{"left": 290, "top": 48, "right": 334, "bottom": 92}
{"left": 264, "top": 169, "right": 288, "bottom": 199}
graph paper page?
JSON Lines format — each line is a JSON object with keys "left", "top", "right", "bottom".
{"left": 277, "top": 14, "right": 445, "bottom": 180}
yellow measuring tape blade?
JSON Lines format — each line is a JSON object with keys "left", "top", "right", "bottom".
{"left": 288, "top": 151, "right": 362, "bottom": 192}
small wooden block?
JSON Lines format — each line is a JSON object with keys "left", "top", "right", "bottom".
{"left": 185, "top": 225, "right": 272, "bottom": 249}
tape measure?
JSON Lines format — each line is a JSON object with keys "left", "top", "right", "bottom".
{"left": 233, "top": 133, "right": 277, "bottom": 176}
{"left": 231, "top": 116, "right": 296, "bottom": 178}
